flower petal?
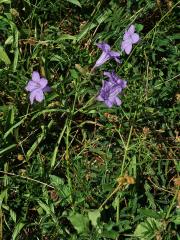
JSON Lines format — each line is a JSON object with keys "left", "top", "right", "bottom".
{"left": 104, "top": 71, "right": 118, "bottom": 84}
{"left": 124, "top": 43, "right": 132, "bottom": 54}
{"left": 123, "top": 30, "right": 131, "bottom": 41}
{"left": 97, "top": 42, "right": 111, "bottom": 52}
{"left": 104, "top": 71, "right": 112, "bottom": 79}
{"left": 39, "top": 77, "right": 48, "bottom": 89}
{"left": 114, "top": 96, "right": 122, "bottom": 106}
{"left": 122, "top": 40, "right": 132, "bottom": 54}
{"left": 94, "top": 52, "right": 110, "bottom": 68}
{"left": 121, "top": 40, "right": 129, "bottom": 51}
{"left": 32, "top": 71, "right": 41, "bottom": 83}
{"left": 109, "top": 51, "right": 120, "bottom": 58}
{"left": 114, "top": 57, "right": 121, "bottom": 63}
{"left": 29, "top": 90, "right": 37, "bottom": 104}
{"left": 97, "top": 95, "right": 104, "bottom": 101}
{"left": 128, "top": 25, "right": 135, "bottom": 35}
{"left": 131, "top": 33, "right": 140, "bottom": 43}
{"left": 43, "top": 86, "right": 51, "bottom": 93}
{"left": 103, "top": 80, "right": 113, "bottom": 89}
{"left": 25, "top": 80, "right": 38, "bottom": 92}
{"left": 109, "top": 85, "right": 122, "bottom": 98}
{"left": 105, "top": 99, "right": 113, "bottom": 108}
{"left": 109, "top": 51, "right": 121, "bottom": 63}
{"left": 35, "top": 89, "right": 44, "bottom": 102}
{"left": 120, "top": 80, "right": 127, "bottom": 89}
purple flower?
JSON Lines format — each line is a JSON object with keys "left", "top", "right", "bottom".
{"left": 97, "top": 80, "right": 122, "bottom": 108}
{"left": 25, "top": 71, "right": 51, "bottom": 104}
{"left": 93, "top": 42, "right": 120, "bottom": 68}
{"left": 104, "top": 71, "right": 127, "bottom": 89}
{"left": 121, "top": 25, "right": 140, "bottom": 55}
{"left": 97, "top": 71, "right": 127, "bottom": 108}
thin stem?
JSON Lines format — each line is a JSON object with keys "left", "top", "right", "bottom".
{"left": 98, "top": 186, "right": 120, "bottom": 210}
{"left": 0, "top": 209, "right": 2, "bottom": 240}
{"left": 120, "top": 125, "right": 133, "bottom": 176}
{"left": 0, "top": 171, "right": 54, "bottom": 189}
{"left": 116, "top": 196, "right": 120, "bottom": 223}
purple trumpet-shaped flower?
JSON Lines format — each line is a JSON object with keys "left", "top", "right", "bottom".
{"left": 121, "top": 25, "right": 140, "bottom": 55}
{"left": 97, "top": 80, "right": 122, "bottom": 108}
{"left": 103, "top": 71, "right": 127, "bottom": 89}
{"left": 93, "top": 42, "right": 121, "bottom": 68}
{"left": 97, "top": 71, "right": 127, "bottom": 108}
{"left": 25, "top": 71, "right": 51, "bottom": 104}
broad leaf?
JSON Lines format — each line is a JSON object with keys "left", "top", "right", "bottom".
{"left": 68, "top": 213, "right": 89, "bottom": 234}
{"left": 88, "top": 209, "right": 101, "bottom": 227}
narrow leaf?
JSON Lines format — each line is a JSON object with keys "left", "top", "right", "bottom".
{"left": 0, "top": 0, "right": 11, "bottom": 4}
{"left": 0, "top": 144, "right": 17, "bottom": 156}
{"left": 67, "top": 0, "right": 81, "bottom": 7}
{"left": 26, "top": 126, "right": 46, "bottom": 160}
{"left": 4, "top": 117, "right": 26, "bottom": 139}
{"left": 12, "top": 222, "right": 25, "bottom": 240}
{"left": 0, "top": 46, "right": 11, "bottom": 65}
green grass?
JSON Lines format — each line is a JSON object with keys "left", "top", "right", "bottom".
{"left": 0, "top": 0, "right": 179, "bottom": 239}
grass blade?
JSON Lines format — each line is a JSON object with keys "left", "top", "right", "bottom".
{"left": 26, "top": 125, "right": 46, "bottom": 160}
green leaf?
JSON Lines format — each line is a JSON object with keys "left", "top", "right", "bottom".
{"left": 135, "top": 23, "right": 144, "bottom": 32}
{"left": 134, "top": 218, "right": 162, "bottom": 239}
{"left": 144, "top": 182, "right": 156, "bottom": 209}
{"left": 0, "top": 144, "right": 17, "bottom": 156}
{"left": 50, "top": 175, "right": 64, "bottom": 187}
{"left": 37, "top": 200, "right": 51, "bottom": 215}
{"left": 31, "top": 108, "right": 66, "bottom": 121}
{"left": 5, "top": 36, "right": 13, "bottom": 45}
{"left": 51, "top": 124, "right": 67, "bottom": 168}
{"left": 5, "top": 106, "right": 16, "bottom": 132}
{"left": 26, "top": 125, "right": 46, "bottom": 160}
{"left": 68, "top": 213, "right": 89, "bottom": 234}
{"left": 74, "top": 22, "right": 96, "bottom": 42}
{"left": 37, "top": 200, "right": 59, "bottom": 225}
{"left": 4, "top": 117, "right": 26, "bottom": 139}
{"left": 102, "top": 231, "right": 119, "bottom": 239}
{"left": 0, "top": 190, "right": 8, "bottom": 205}
{"left": 88, "top": 209, "right": 101, "bottom": 227}
{"left": 96, "top": 9, "right": 111, "bottom": 24}
{"left": 66, "top": 0, "right": 81, "bottom": 7}
{"left": 0, "top": 46, "right": 11, "bottom": 65}
{"left": 175, "top": 161, "right": 180, "bottom": 173}
{"left": 138, "top": 208, "right": 162, "bottom": 219}
{"left": 74, "top": 10, "right": 110, "bottom": 42}
{"left": 12, "top": 222, "right": 25, "bottom": 240}
{"left": 57, "top": 34, "right": 76, "bottom": 41}
{"left": 13, "top": 29, "right": 19, "bottom": 72}
{"left": 0, "top": 0, "right": 11, "bottom": 3}
{"left": 171, "top": 215, "right": 180, "bottom": 225}
{"left": 49, "top": 175, "right": 71, "bottom": 204}
{"left": 10, "top": 209, "right": 16, "bottom": 223}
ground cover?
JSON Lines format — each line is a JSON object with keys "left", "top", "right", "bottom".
{"left": 0, "top": 0, "right": 179, "bottom": 239}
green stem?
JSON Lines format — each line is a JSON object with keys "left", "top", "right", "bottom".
{"left": 0, "top": 170, "right": 54, "bottom": 189}
{"left": 98, "top": 186, "right": 120, "bottom": 210}
{"left": 65, "top": 120, "right": 73, "bottom": 205}
{"left": 120, "top": 125, "right": 133, "bottom": 176}
{"left": 166, "top": 190, "right": 178, "bottom": 219}
{"left": 116, "top": 196, "right": 120, "bottom": 223}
